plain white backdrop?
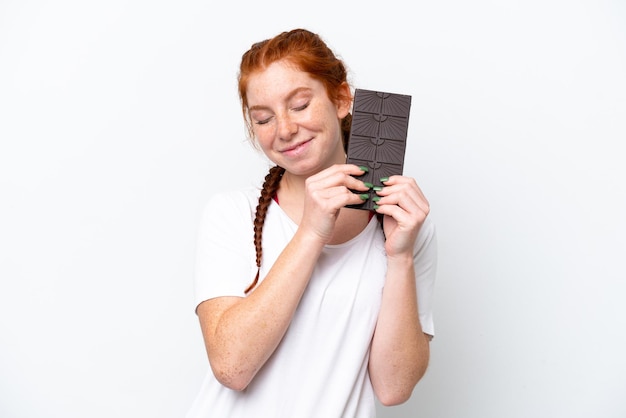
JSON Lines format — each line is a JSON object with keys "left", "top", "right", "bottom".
{"left": 1, "top": 0, "right": 625, "bottom": 417}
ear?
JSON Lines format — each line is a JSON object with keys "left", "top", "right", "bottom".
{"left": 336, "top": 82, "right": 352, "bottom": 119}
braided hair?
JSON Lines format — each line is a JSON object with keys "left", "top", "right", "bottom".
{"left": 245, "top": 165, "right": 285, "bottom": 293}
{"left": 237, "top": 29, "right": 353, "bottom": 293}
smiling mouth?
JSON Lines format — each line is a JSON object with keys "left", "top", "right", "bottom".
{"left": 280, "top": 139, "right": 311, "bottom": 153}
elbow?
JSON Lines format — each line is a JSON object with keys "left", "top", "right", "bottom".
{"left": 209, "top": 359, "right": 254, "bottom": 392}
{"left": 376, "top": 386, "right": 414, "bottom": 407}
{"left": 374, "top": 359, "right": 430, "bottom": 406}
{"left": 214, "top": 374, "right": 249, "bottom": 392}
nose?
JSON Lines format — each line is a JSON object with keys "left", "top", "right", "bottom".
{"left": 277, "top": 113, "right": 298, "bottom": 141}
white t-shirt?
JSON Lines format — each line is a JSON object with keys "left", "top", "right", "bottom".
{"left": 187, "top": 187, "right": 437, "bottom": 418}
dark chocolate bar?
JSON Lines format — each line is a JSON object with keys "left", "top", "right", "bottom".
{"left": 346, "top": 88, "right": 412, "bottom": 210}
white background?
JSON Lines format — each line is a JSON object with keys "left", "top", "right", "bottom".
{"left": 1, "top": 0, "right": 625, "bottom": 417}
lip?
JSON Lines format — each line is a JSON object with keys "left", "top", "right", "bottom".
{"left": 279, "top": 139, "right": 312, "bottom": 156}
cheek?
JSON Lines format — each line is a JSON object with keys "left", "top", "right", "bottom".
{"left": 252, "top": 126, "right": 275, "bottom": 151}
{"left": 301, "top": 107, "right": 331, "bottom": 132}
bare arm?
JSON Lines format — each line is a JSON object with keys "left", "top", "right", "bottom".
{"left": 368, "top": 255, "right": 431, "bottom": 405}
{"left": 367, "top": 175, "right": 432, "bottom": 405}
{"left": 196, "top": 164, "right": 368, "bottom": 390}
{"left": 197, "top": 228, "right": 325, "bottom": 391}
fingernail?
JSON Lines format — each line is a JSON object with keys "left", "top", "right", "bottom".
{"left": 364, "top": 182, "right": 374, "bottom": 189}
{"left": 372, "top": 196, "right": 381, "bottom": 202}
{"left": 359, "top": 193, "right": 369, "bottom": 200}
{"left": 380, "top": 177, "right": 389, "bottom": 183}
{"left": 373, "top": 204, "right": 380, "bottom": 210}
{"left": 359, "top": 165, "right": 369, "bottom": 173}
{"left": 373, "top": 186, "right": 383, "bottom": 191}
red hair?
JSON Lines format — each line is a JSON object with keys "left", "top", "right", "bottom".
{"left": 238, "top": 28, "right": 352, "bottom": 142}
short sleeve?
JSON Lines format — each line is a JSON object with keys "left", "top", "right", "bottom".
{"left": 193, "top": 190, "right": 258, "bottom": 312}
{"left": 413, "top": 215, "right": 438, "bottom": 337}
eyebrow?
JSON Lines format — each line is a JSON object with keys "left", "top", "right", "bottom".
{"left": 248, "top": 87, "right": 312, "bottom": 112}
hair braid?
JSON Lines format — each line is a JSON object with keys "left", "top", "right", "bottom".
{"left": 244, "top": 165, "right": 285, "bottom": 294}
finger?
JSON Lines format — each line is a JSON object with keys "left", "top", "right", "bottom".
{"left": 375, "top": 177, "right": 429, "bottom": 214}
{"left": 307, "top": 166, "right": 370, "bottom": 192}
{"left": 309, "top": 163, "right": 367, "bottom": 182}
{"left": 373, "top": 202, "right": 409, "bottom": 224}
{"left": 378, "top": 187, "right": 429, "bottom": 215}
{"left": 310, "top": 184, "right": 369, "bottom": 208}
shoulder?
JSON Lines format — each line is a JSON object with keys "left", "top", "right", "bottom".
{"left": 197, "top": 187, "right": 261, "bottom": 232}
{"left": 412, "top": 213, "right": 438, "bottom": 274}
{"left": 415, "top": 214, "right": 436, "bottom": 253}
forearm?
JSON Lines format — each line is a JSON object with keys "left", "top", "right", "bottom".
{"left": 203, "top": 229, "right": 325, "bottom": 390}
{"left": 368, "top": 254, "right": 430, "bottom": 405}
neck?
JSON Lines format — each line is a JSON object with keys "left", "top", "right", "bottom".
{"left": 279, "top": 171, "right": 306, "bottom": 202}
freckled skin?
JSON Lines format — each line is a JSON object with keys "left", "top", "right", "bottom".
{"left": 246, "top": 60, "right": 350, "bottom": 179}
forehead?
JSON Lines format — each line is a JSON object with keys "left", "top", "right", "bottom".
{"left": 246, "top": 60, "right": 322, "bottom": 106}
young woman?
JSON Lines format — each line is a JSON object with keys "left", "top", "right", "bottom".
{"left": 186, "top": 28, "right": 437, "bottom": 417}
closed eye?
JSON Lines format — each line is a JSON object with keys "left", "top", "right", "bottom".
{"left": 255, "top": 117, "right": 272, "bottom": 125}
{"left": 293, "top": 103, "right": 309, "bottom": 112}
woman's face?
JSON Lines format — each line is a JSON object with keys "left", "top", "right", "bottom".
{"left": 246, "top": 59, "right": 350, "bottom": 177}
